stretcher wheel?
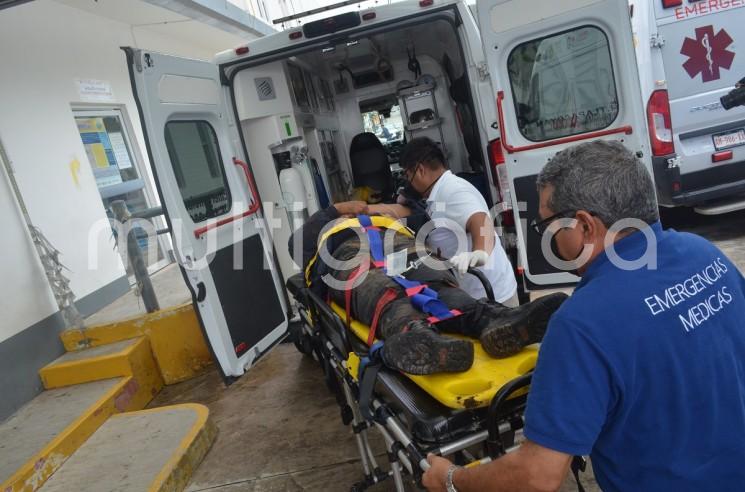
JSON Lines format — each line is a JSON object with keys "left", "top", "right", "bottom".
{"left": 289, "top": 321, "right": 314, "bottom": 356}
{"left": 293, "top": 334, "right": 313, "bottom": 356}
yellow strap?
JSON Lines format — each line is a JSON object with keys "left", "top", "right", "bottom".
{"left": 304, "top": 215, "right": 415, "bottom": 286}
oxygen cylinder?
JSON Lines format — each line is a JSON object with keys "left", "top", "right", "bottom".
{"left": 279, "top": 167, "right": 308, "bottom": 232}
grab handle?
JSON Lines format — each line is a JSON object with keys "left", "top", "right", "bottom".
{"left": 193, "top": 158, "right": 260, "bottom": 238}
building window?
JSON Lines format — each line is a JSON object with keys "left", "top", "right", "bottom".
{"left": 164, "top": 120, "right": 231, "bottom": 223}
{"left": 507, "top": 26, "right": 619, "bottom": 142}
{"left": 75, "top": 112, "right": 141, "bottom": 191}
{"left": 74, "top": 109, "right": 171, "bottom": 274}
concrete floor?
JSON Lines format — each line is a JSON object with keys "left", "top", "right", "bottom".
{"left": 150, "top": 345, "right": 600, "bottom": 492}
{"left": 85, "top": 264, "right": 190, "bottom": 326}
{"left": 661, "top": 207, "right": 745, "bottom": 271}
{"left": 149, "top": 345, "right": 390, "bottom": 492}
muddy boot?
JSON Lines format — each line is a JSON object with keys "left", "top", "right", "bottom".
{"left": 479, "top": 292, "right": 568, "bottom": 358}
{"left": 382, "top": 320, "right": 474, "bottom": 375}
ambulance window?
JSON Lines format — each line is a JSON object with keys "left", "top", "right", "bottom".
{"left": 507, "top": 26, "right": 619, "bottom": 142}
{"left": 164, "top": 120, "right": 231, "bottom": 223}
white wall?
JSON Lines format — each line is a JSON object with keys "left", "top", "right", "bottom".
{"left": 0, "top": 0, "right": 251, "bottom": 343}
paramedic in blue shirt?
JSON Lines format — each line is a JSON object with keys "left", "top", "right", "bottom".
{"left": 371, "top": 137, "right": 519, "bottom": 306}
{"left": 423, "top": 140, "right": 745, "bottom": 492}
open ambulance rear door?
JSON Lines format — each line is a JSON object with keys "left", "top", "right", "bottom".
{"left": 124, "top": 48, "right": 289, "bottom": 381}
{"left": 476, "top": 0, "right": 652, "bottom": 287}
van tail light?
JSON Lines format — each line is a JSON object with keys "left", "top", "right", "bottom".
{"left": 362, "top": 11, "right": 376, "bottom": 21}
{"left": 647, "top": 90, "right": 675, "bottom": 157}
{"left": 235, "top": 46, "right": 249, "bottom": 55}
{"left": 420, "top": 0, "right": 434, "bottom": 6}
{"left": 289, "top": 31, "right": 303, "bottom": 40}
{"left": 488, "top": 139, "right": 514, "bottom": 225}
{"left": 661, "top": 0, "right": 682, "bottom": 8}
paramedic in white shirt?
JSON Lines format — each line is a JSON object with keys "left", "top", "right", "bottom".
{"left": 371, "top": 137, "right": 519, "bottom": 306}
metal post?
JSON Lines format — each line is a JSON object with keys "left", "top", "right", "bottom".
{"left": 110, "top": 200, "right": 160, "bottom": 313}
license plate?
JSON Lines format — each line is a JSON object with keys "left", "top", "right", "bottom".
{"left": 713, "top": 129, "right": 745, "bottom": 150}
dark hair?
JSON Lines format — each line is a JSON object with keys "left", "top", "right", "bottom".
{"left": 399, "top": 137, "right": 446, "bottom": 171}
{"left": 536, "top": 140, "right": 659, "bottom": 227}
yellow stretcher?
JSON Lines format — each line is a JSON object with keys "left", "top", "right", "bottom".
{"left": 288, "top": 215, "right": 539, "bottom": 491}
{"left": 330, "top": 302, "right": 538, "bottom": 410}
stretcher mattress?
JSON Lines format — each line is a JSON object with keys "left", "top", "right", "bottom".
{"left": 329, "top": 302, "right": 538, "bottom": 410}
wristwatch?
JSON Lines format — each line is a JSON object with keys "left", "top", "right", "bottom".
{"left": 446, "top": 464, "right": 460, "bottom": 492}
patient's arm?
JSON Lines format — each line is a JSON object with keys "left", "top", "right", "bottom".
{"left": 367, "top": 203, "right": 412, "bottom": 219}
{"left": 423, "top": 440, "right": 572, "bottom": 492}
{"left": 334, "top": 201, "right": 369, "bottom": 217}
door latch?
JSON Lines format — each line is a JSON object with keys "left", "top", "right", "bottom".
{"left": 477, "top": 62, "right": 490, "bottom": 81}
{"left": 650, "top": 33, "right": 665, "bottom": 48}
{"left": 195, "top": 282, "right": 206, "bottom": 302}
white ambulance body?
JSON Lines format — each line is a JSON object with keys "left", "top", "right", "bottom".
{"left": 632, "top": 0, "right": 745, "bottom": 213}
{"left": 125, "top": 0, "right": 650, "bottom": 380}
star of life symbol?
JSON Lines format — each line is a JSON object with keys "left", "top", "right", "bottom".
{"left": 681, "top": 25, "right": 735, "bottom": 83}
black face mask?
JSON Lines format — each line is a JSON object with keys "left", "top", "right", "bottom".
{"left": 400, "top": 182, "right": 422, "bottom": 201}
{"left": 550, "top": 233, "right": 583, "bottom": 277}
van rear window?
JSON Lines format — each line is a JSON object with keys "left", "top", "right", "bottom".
{"left": 507, "top": 26, "right": 619, "bottom": 142}
{"left": 164, "top": 121, "right": 231, "bottom": 223}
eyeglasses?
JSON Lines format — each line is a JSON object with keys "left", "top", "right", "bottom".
{"left": 531, "top": 210, "right": 580, "bottom": 236}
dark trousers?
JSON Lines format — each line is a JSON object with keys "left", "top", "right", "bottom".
{"left": 326, "top": 239, "right": 515, "bottom": 344}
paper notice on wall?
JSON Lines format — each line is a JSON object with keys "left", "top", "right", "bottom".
{"left": 76, "top": 79, "right": 114, "bottom": 102}
{"left": 90, "top": 143, "right": 110, "bottom": 169}
{"left": 109, "top": 132, "right": 133, "bottom": 169}
{"left": 95, "top": 167, "right": 123, "bottom": 188}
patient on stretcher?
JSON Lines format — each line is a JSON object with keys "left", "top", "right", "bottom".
{"left": 289, "top": 202, "right": 567, "bottom": 375}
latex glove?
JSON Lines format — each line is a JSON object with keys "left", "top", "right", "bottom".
{"left": 449, "top": 250, "right": 489, "bottom": 274}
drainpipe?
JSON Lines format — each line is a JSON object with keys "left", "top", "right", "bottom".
{"left": 0, "top": 135, "right": 85, "bottom": 330}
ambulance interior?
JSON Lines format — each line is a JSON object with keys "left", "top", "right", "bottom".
{"left": 232, "top": 17, "right": 489, "bottom": 280}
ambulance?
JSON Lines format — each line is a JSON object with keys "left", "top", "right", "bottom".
{"left": 124, "top": 0, "right": 651, "bottom": 379}
{"left": 631, "top": 0, "right": 745, "bottom": 214}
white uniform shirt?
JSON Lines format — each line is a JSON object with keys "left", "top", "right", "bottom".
{"left": 425, "top": 170, "right": 517, "bottom": 302}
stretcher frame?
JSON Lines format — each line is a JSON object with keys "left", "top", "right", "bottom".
{"left": 287, "top": 269, "right": 533, "bottom": 491}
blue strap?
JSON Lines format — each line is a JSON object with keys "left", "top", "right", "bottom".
{"left": 358, "top": 214, "right": 372, "bottom": 227}
{"left": 357, "top": 215, "right": 458, "bottom": 323}
{"left": 391, "top": 276, "right": 455, "bottom": 321}
{"left": 358, "top": 214, "right": 385, "bottom": 265}
{"left": 359, "top": 341, "right": 385, "bottom": 376}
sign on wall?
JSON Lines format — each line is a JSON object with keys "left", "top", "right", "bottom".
{"left": 76, "top": 78, "right": 115, "bottom": 102}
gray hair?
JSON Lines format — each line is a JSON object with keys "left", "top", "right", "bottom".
{"left": 536, "top": 140, "right": 659, "bottom": 227}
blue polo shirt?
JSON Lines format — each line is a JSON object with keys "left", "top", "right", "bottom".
{"left": 524, "top": 222, "right": 745, "bottom": 491}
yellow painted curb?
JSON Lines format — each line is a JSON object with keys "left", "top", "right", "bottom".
{"left": 39, "top": 338, "right": 164, "bottom": 393}
{"left": 61, "top": 304, "right": 212, "bottom": 385}
{"left": 143, "top": 403, "right": 217, "bottom": 492}
{"left": 1, "top": 376, "right": 155, "bottom": 492}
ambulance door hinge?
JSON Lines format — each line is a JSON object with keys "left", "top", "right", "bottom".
{"left": 650, "top": 33, "right": 665, "bottom": 49}
{"left": 477, "top": 62, "right": 490, "bottom": 81}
